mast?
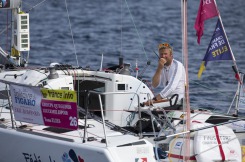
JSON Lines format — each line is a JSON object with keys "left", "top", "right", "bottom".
{"left": 182, "top": 0, "right": 191, "bottom": 161}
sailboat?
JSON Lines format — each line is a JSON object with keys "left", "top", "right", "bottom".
{"left": 0, "top": 0, "right": 244, "bottom": 162}
{"left": 0, "top": 1, "right": 157, "bottom": 162}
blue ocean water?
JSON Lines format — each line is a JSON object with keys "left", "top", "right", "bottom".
{"left": 1, "top": 0, "right": 245, "bottom": 113}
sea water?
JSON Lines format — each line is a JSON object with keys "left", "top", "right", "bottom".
{"left": 1, "top": 0, "right": 245, "bottom": 113}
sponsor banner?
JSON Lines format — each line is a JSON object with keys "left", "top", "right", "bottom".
{"left": 41, "top": 89, "right": 78, "bottom": 130}
{"left": 41, "top": 99, "right": 78, "bottom": 130}
{"left": 41, "top": 89, "right": 77, "bottom": 102}
{"left": 9, "top": 84, "right": 44, "bottom": 124}
{"left": 10, "top": 84, "right": 78, "bottom": 130}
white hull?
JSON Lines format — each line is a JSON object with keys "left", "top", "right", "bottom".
{"left": 0, "top": 117, "right": 155, "bottom": 162}
{"left": 0, "top": 129, "right": 154, "bottom": 162}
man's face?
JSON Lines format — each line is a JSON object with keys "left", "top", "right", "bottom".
{"left": 159, "top": 48, "right": 173, "bottom": 66}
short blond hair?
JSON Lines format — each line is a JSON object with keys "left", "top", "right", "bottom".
{"left": 158, "top": 43, "right": 173, "bottom": 54}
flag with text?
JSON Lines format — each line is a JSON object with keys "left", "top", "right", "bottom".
{"left": 195, "top": 0, "right": 219, "bottom": 44}
{"left": 198, "top": 18, "right": 232, "bottom": 78}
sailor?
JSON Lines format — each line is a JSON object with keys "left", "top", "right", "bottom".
{"left": 148, "top": 42, "right": 186, "bottom": 107}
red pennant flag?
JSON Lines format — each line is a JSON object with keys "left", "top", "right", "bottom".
{"left": 194, "top": 0, "right": 219, "bottom": 44}
{"left": 232, "top": 65, "right": 242, "bottom": 84}
{"left": 235, "top": 73, "right": 242, "bottom": 84}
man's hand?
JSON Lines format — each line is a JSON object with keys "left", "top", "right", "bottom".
{"left": 155, "top": 94, "right": 162, "bottom": 101}
{"left": 158, "top": 58, "right": 166, "bottom": 69}
{"left": 152, "top": 58, "right": 166, "bottom": 88}
{"left": 142, "top": 94, "right": 169, "bottom": 106}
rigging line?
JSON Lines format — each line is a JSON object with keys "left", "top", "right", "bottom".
{"left": 123, "top": 0, "right": 151, "bottom": 111}
{"left": 0, "top": 25, "right": 10, "bottom": 36}
{"left": 124, "top": 0, "right": 148, "bottom": 61}
{"left": 25, "top": 0, "right": 48, "bottom": 13}
{"left": 191, "top": 80, "right": 235, "bottom": 94}
{"left": 153, "top": 50, "right": 160, "bottom": 60}
{"left": 64, "top": 0, "right": 79, "bottom": 67}
{"left": 0, "top": 11, "right": 11, "bottom": 44}
{"left": 78, "top": 107, "right": 135, "bottom": 135}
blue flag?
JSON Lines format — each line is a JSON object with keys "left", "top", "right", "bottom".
{"left": 198, "top": 18, "right": 232, "bottom": 78}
